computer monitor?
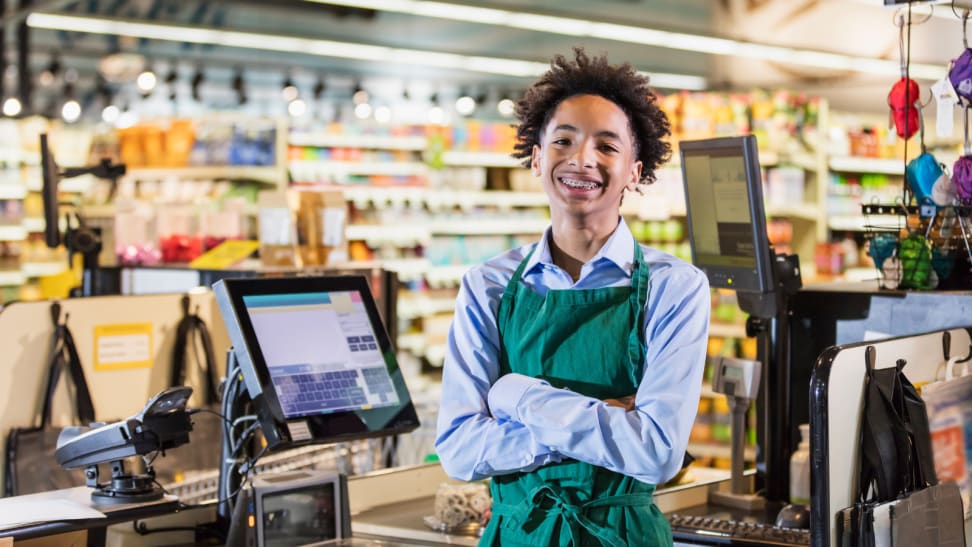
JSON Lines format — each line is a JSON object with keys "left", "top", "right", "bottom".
{"left": 213, "top": 275, "right": 420, "bottom": 450}
{"left": 679, "top": 135, "right": 775, "bottom": 295}
{"left": 39, "top": 133, "right": 61, "bottom": 249}
{"left": 249, "top": 470, "right": 351, "bottom": 546}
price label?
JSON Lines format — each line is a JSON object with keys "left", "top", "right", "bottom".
{"left": 189, "top": 240, "right": 260, "bottom": 270}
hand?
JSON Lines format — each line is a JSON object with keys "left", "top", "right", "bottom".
{"left": 480, "top": 506, "right": 492, "bottom": 527}
{"left": 603, "top": 394, "right": 636, "bottom": 411}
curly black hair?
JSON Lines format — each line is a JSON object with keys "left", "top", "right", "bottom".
{"left": 513, "top": 48, "right": 672, "bottom": 184}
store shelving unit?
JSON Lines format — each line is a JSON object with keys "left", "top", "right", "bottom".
{"left": 121, "top": 165, "right": 286, "bottom": 185}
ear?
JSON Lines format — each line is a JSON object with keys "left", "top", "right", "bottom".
{"left": 625, "top": 160, "right": 643, "bottom": 193}
{"left": 531, "top": 144, "right": 542, "bottom": 177}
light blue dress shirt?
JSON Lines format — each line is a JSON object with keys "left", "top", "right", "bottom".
{"left": 434, "top": 217, "right": 711, "bottom": 485}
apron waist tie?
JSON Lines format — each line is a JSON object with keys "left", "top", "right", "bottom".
{"left": 492, "top": 484, "right": 655, "bottom": 547}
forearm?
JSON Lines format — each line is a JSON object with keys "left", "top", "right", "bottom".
{"left": 488, "top": 374, "right": 694, "bottom": 483}
{"left": 435, "top": 402, "right": 562, "bottom": 481}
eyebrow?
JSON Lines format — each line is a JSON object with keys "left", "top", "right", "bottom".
{"left": 551, "top": 124, "right": 623, "bottom": 140}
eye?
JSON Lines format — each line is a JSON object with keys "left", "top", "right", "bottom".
{"left": 598, "top": 143, "right": 620, "bottom": 153}
{"left": 552, "top": 137, "right": 571, "bottom": 146}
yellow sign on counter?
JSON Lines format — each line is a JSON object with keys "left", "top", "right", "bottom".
{"left": 93, "top": 322, "right": 154, "bottom": 370}
{"left": 189, "top": 240, "right": 261, "bottom": 270}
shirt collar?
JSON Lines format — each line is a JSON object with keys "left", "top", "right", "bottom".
{"left": 525, "top": 217, "right": 636, "bottom": 277}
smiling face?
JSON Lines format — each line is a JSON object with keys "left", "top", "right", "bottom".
{"left": 532, "top": 94, "right": 642, "bottom": 228}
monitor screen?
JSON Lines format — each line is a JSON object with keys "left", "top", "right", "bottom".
{"left": 214, "top": 275, "right": 420, "bottom": 449}
{"left": 251, "top": 470, "right": 349, "bottom": 546}
{"left": 679, "top": 135, "right": 775, "bottom": 294}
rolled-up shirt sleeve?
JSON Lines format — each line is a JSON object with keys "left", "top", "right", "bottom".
{"left": 485, "top": 265, "right": 710, "bottom": 484}
{"left": 434, "top": 263, "right": 562, "bottom": 482}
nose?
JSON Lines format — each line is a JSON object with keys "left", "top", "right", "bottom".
{"left": 567, "top": 140, "right": 596, "bottom": 169}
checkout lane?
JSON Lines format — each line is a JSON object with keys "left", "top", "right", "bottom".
{"left": 0, "top": 462, "right": 746, "bottom": 547}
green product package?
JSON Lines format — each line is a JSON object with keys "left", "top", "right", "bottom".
{"left": 898, "top": 232, "right": 934, "bottom": 290}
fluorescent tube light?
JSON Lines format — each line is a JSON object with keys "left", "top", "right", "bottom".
{"left": 307, "top": 0, "right": 944, "bottom": 80}
{"left": 26, "top": 12, "right": 707, "bottom": 89}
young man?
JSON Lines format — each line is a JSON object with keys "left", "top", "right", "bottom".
{"left": 435, "top": 48, "right": 710, "bottom": 546}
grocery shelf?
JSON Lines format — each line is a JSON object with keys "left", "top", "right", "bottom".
{"left": 345, "top": 224, "right": 430, "bottom": 245}
{"left": 123, "top": 165, "right": 284, "bottom": 183}
{"left": 760, "top": 150, "right": 820, "bottom": 172}
{"left": 440, "top": 151, "right": 523, "bottom": 168}
{"left": 840, "top": 267, "right": 881, "bottom": 283}
{"left": 687, "top": 441, "right": 756, "bottom": 461}
{"left": 22, "top": 217, "right": 45, "bottom": 233}
{"left": 396, "top": 295, "right": 457, "bottom": 320}
{"left": 346, "top": 218, "right": 548, "bottom": 242}
{"left": 424, "top": 344, "right": 447, "bottom": 367}
{"left": 0, "top": 149, "right": 24, "bottom": 166}
{"left": 828, "top": 156, "right": 904, "bottom": 175}
{"left": 425, "top": 264, "right": 471, "bottom": 287}
{"left": 0, "top": 225, "right": 27, "bottom": 241}
{"left": 430, "top": 218, "right": 548, "bottom": 236}
{"left": 342, "top": 186, "right": 548, "bottom": 209}
{"left": 395, "top": 333, "right": 427, "bottom": 354}
{"left": 25, "top": 176, "right": 93, "bottom": 193}
{"left": 708, "top": 322, "right": 747, "bottom": 338}
{"left": 22, "top": 261, "right": 67, "bottom": 277}
{"left": 0, "top": 185, "right": 27, "bottom": 200}
{"left": 289, "top": 160, "right": 428, "bottom": 177}
{"left": 379, "top": 258, "right": 430, "bottom": 282}
{"left": 289, "top": 133, "right": 427, "bottom": 150}
{"left": 827, "top": 214, "right": 902, "bottom": 232}
{"left": 766, "top": 203, "right": 820, "bottom": 221}
{"left": 0, "top": 270, "right": 25, "bottom": 286}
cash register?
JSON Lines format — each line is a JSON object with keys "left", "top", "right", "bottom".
{"left": 674, "top": 136, "right": 810, "bottom": 546}
{"left": 213, "top": 274, "right": 421, "bottom": 546}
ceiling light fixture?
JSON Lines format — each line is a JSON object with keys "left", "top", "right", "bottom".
{"left": 313, "top": 75, "right": 327, "bottom": 100}
{"left": 24, "top": 12, "right": 709, "bottom": 90}
{"left": 455, "top": 92, "right": 476, "bottom": 116}
{"left": 232, "top": 66, "right": 247, "bottom": 105}
{"left": 164, "top": 63, "right": 178, "bottom": 101}
{"left": 282, "top": 72, "right": 299, "bottom": 101}
{"left": 374, "top": 105, "right": 392, "bottom": 123}
{"left": 136, "top": 67, "right": 157, "bottom": 94}
{"left": 496, "top": 97, "right": 515, "bottom": 118}
{"left": 102, "top": 104, "right": 120, "bottom": 124}
{"left": 354, "top": 102, "right": 373, "bottom": 119}
{"left": 38, "top": 53, "right": 61, "bottom": 87}
{"left": 352, "top": 81, "right": 369, "bottom": 105}
{"left": 2, "top": 97, "right": 22, "bottom": 117}
{"left": 288, "top": 98, "right": 307, "bottom": 117}
{"left": 305, "top": 0, "right": 943, "bottom": 80}
{"left": 61, "top": 98, "right": 81, "bottom": 123}
{"left": 191, "top": 64, "right": 204, "bottom": 102}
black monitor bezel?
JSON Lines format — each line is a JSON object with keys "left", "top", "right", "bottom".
{"left": 679, "top": 135, "right": 776, "bottom": 294}
{"left": 39, "top": 133, "right": 61, "bottom": 249}
{"left": 215, "top": 275, "right": 419, "bottom": 450}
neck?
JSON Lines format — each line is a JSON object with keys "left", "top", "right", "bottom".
{"left": 548, "top": 216, "right": 620, "bottom": 281}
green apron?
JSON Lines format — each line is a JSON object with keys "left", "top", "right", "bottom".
{"left": 480, "top": 242, "right": 672, "bottom": 547}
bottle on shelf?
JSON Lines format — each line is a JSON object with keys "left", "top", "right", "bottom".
{"left": 789, "top": 423, "right": 811, "bottom": 506}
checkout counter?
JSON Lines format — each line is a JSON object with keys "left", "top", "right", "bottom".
{"left": 0, "top": 277, "right": 970, "bottom": 546}
{"left": 0, "top": 462, "right": 743, "bottom": 546}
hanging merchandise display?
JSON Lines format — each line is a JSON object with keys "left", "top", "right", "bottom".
{"left": 905, "top": 107, "right": 954, "bottom": 207}
{"left": 889, "top": 14, "right": 922, "bottom": 140}
{"left": 865, "top": 6, "right": 972, "bottom": 291}
{"left": 898, "top": 231, "right": 935, "bottom": 290}
{"left": 955, "top": 106, "right": 972, "bottom": 203}
{"left": 948, "top": 12, "right": 972, "bottom": 101}
{"left": 889, "top": 77, "right": 921, "bottom": 140}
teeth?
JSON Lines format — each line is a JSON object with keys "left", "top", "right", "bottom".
{"left": 561, "top": 178, "right": 599, "bottom": 190}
